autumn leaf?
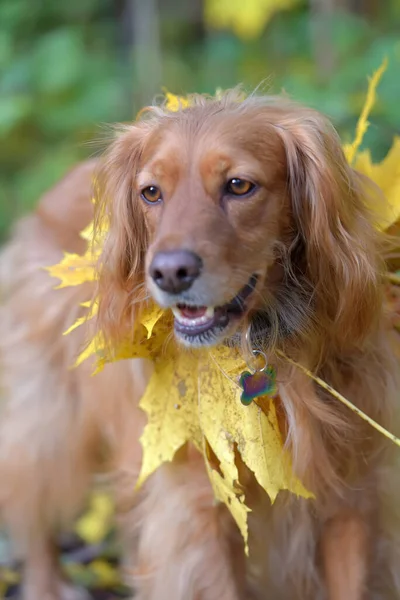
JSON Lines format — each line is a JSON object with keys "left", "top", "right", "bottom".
{"left": 204, "top": 0, "right": 300, "bottom": 40}
{"left": 45, "top": 250, "right": 98, "bottom": 288}
{"left": 200, "top": 347, "right": 312, "bottom": 503}
{"left": 64, "top": 300, "right": 98, "bottom": 336}
{"left": 136, "top": 341, "right": 311, "bottom": 553}
{"left": 74, "top": 332, "right": 105, "bottom": 368}
{"left": 80, "top": 221, "right": 95, "bottom": 243}
{"left": 353, "top": 138, "right": 400, "bottom": 230}
{"left": 343, "top": 58, "right": 388, "bottom": 165}
{"left": 76, "top": 491, "right": 114, "bottom": 545}
{"left": 342, "top": 58, "right": 400, "bottom": 230}
{"left": 163, "top": 91, "right": 191, "bottom": 112}
{"left": 136, "top": 341, "right": 253, "bottom": 551}
{"left": 89, "top": 561, "right": 120, "bottom": 588}
{"left": 205, "top": 458, "right": 250, "bottom": 554}
{"left": 136, "top": 343, "right": 203, "bottom": 489}
{"left": 93, "top": 306, "right": 168, "bottom": 371}
{"left": 140, "top": 305, "right": 165, "bottom": 338}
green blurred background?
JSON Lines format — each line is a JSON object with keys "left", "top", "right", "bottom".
{"left": 0, "top": 0, "right": 399, "bottom": 242}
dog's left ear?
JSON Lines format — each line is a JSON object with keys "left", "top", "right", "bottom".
{"left": 277, "top": 110, "right": 383, "bottom": 350}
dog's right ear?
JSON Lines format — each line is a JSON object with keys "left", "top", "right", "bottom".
{"left": 94, "top": 123, "right": 151, "bottom": 346}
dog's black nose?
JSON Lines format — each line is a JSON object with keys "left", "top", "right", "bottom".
{"left": 149, "top": 250, "right": 202, "bottom": 294}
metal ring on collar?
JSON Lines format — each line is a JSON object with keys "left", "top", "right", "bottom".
{"left": 244, "top": 324, "right": 268, "bottom": 373}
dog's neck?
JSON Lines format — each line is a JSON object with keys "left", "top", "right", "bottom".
{"left": 227, "top": 249, "right": 313, "bottom": 355}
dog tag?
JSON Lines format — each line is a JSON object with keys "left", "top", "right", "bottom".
{"left": 239, "top": 366, "right": 277, "bottom": 406}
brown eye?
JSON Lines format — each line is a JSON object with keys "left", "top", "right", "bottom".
{"left": 226, "top": 178, "right": 255, "bottom": 196}
{"left": 141, "top": 185, "right": 162, "bottom": 204}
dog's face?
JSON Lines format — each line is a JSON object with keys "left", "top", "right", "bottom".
{"left": 137, "top": 112, "right": 288, "bottom": 346}
{"left": 97, "top": 94, "right": 381, "bottom": 353}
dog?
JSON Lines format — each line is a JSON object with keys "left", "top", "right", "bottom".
{"left": 0, "top": 91, "right": 399, "bottom": 600}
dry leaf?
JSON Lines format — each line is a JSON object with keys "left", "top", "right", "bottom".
{"left": 353, "top": 138, "right": 400, "bottom": 230}
{"left": 342, "top": 58, "right": 400, "bottom": 230}
{"left": 343, "top": 58, "right": 388, "bottom": 165}
{"left": 206, "top": 459, "right": 250, "bottom": 554}
{"left": 45, "top": 250, "right": 98, "bottom": 288}
{"left": 164, "top": 91, "right": 191, "bottom": 112}
{"left": 200, "top": 347, "right": 312, "bottom": 503}
{"left": 136, "top": 345, "right": 202, "bottom": 489}
{"left": 204, "top": 0, "right": 300, "bottom": 40}
{"left": 75, "top": 491, "right": 114, "bottom": 545}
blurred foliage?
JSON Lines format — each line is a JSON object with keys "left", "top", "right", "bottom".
{"left": 204, "top": 0, "right": 300, "bottom": 39}
{"left": 0, "top": 0, "right": 399, "bottom": 243}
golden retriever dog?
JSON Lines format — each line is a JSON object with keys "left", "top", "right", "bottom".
{"left": 0, "top": 91, "right": 399, "bottom": 600}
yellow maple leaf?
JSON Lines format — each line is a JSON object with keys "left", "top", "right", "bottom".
{"left": 342, "top": 58, "right": 400, "bottom": 231}
{"left": 140, "top": 305, "right": 165, "bottom": 338}
{"left": 45, "top": 250, "right": 98, "bottom": 288}
{"left": 136, "top": 345, "right": 203, "bottom": 489}
{"left": 64, "top": 300, "right": 98, "bottom": 336}
{"left": 201, "top": 347, "right": 312, "bottom": 503}
{"left": 206, "top": 458, "right": 251, "bottom": 554}
{"left": 74, "top": 332, "right": 104, "bottom": 368}
{"left": 80, "top": 221, "right": 95, "bottom": 243}
{"left": 343, "top": 58, "right": 388, "bottom": 165}
{"left": 85, "top": 305, "right": 168, "bottom": 372}
{"left": 136, "top": 342, "right": 252, "bottom": 552}
{"left": 353, "top": 138, "right": 400, "bottom": 230}
{"left": 135, "top": 340, "right": 311, "bottom": 554}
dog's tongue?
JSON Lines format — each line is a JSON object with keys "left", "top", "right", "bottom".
{"left": 177, "top": 304, "right": 207, "bottom": 319}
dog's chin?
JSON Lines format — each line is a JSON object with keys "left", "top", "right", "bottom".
{"left": 170, "top": 274, "right": 258, "bottom": 348}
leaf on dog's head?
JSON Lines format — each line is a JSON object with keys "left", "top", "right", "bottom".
{"left": 164, "top": 91, "right": 191, "bottom": 112}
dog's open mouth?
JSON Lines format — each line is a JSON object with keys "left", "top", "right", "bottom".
{"left": 172, "top": 274, "right": 258, "bottom": 343}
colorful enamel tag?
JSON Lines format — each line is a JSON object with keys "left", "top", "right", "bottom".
{"left": 239, "top": 327, "right": 277, "bottom": 405}
{"left": 239, "top": 365, "right": 277, "bottom": 405}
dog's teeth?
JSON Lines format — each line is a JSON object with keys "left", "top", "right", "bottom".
{"left": 172, "top": 307, "right": 183, "bottom": 320}
{"left": 172, "top": 305, "right": 215, "bottom": 327}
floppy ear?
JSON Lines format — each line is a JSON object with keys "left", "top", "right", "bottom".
{"left": 277, "top": 110, "right": 383, "bottom": 353}
{"left": 94, "top": 123, "right": 151, "bottom": 345}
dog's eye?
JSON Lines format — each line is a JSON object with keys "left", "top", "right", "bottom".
{"left": 226, "top": 178, "right": 255, "bottom": 196}
{"left": 141, "top": 185, "right": 162, "bottom": 204}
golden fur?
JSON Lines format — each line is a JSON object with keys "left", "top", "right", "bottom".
{"left": 0, "top": 92, "right": 400, "bottom": 600}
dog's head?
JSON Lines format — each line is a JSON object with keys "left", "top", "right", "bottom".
{"left": 95, "top": 91, "right": 382, "bottom": 356}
